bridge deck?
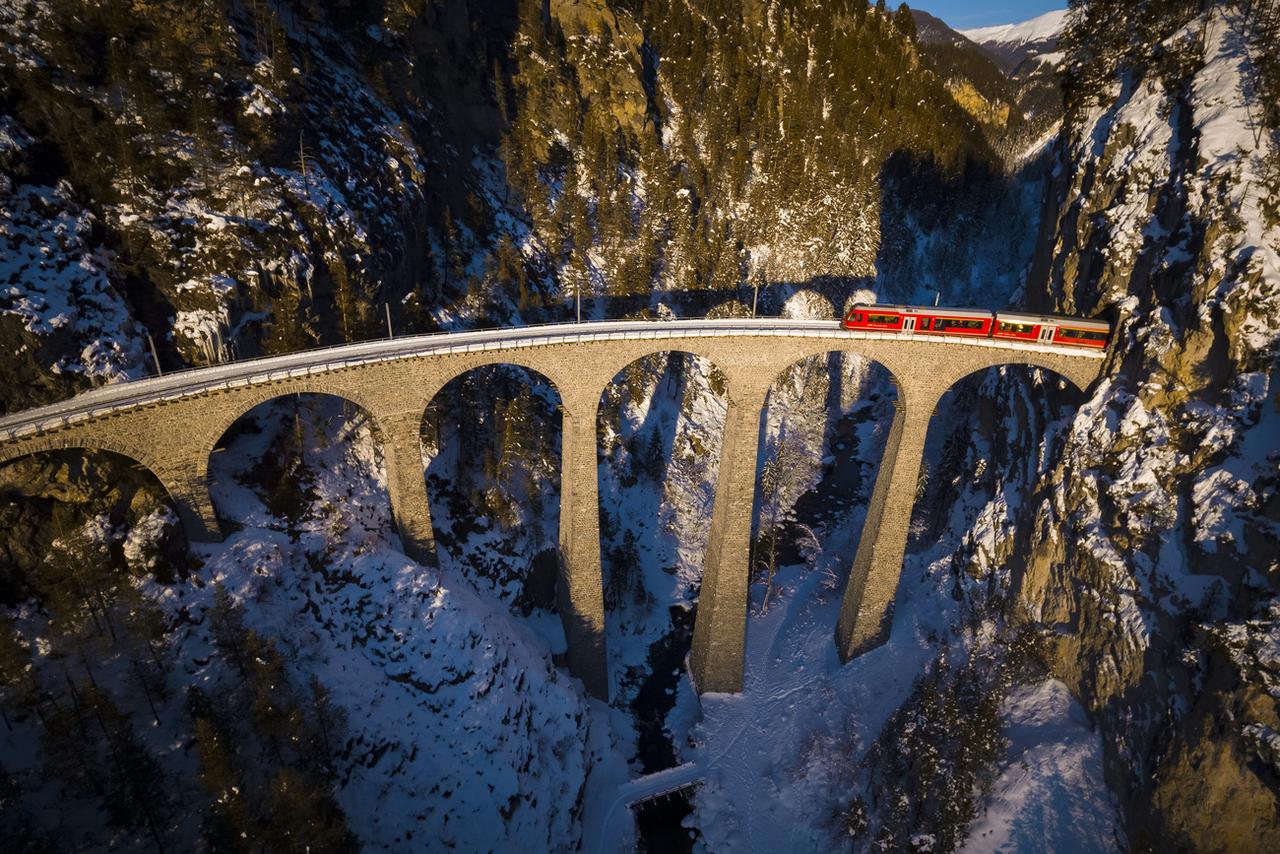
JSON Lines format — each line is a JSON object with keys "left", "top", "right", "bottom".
{"left": 0, "top": 318, "right": 1101, "bottom": 441}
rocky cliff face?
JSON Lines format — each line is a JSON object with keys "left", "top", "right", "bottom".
{"left": 961, "top": 1, "right": 1280, "bottom": 847}
{"left": 0, "top": 0, "right": 527, "bottom": 401}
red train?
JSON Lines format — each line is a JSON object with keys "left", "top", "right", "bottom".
{"left": 842, "top": 304, "right": 1110, "bottom": 349}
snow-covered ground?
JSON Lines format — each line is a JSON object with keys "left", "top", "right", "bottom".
{"left": 197, "top": 397, "right": 607, "bottom": 850}
{"left": 0, "top": 351, "right": 1125, "bottom": 852}
{"left": 688, "top": 490, "right": 1119, "bottom": 852}
{"left": 962, "top": 679, "right": 1118, "bottom": 854}
{"left": 584, "top": 313, "right": 1120, "bottom": 851}
{"left": 0, "top": 120, "right": 146, "bottom": 387}
{"left": 0, "top": 395, "right": 623, "bottom": 850}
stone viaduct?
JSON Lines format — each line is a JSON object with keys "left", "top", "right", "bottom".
{"left": 0, "top": 319, "right": 1104, "bottom": 700}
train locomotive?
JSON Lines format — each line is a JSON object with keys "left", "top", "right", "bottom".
{"left": 841, "top": 304, "right": 1110, "bottom": 349}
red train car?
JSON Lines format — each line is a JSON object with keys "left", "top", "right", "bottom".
{"left": 991, "top": 312, "right": 1110, "bottom": 349}
{"left": 842, "top": 304, "right": 994, "bottom": 337}
{"left": 842, "top": 304, "right": 1110, "bottom": 349}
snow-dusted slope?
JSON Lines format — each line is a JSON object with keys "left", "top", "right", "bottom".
{"left": 960, "top": 10, "right": 1068, "bottom": 47}
{"left": 0, "top": 398, "right": 607, "bottom": 851}
{"left": 961, "top": 679, "right": 1116, "bottom": 853}
{"left": 961, "top": 9, "right": 1068, "bottom": 70}
{"left": 984, "top": 2, "right": 1280, "bottom": 847}
{"left": 0, "top": 116, "right": 147, "bottom": 412}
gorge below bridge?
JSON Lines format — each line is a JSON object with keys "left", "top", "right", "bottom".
{"left": 0, "top": 318, "right": 1105, "bottom": 700}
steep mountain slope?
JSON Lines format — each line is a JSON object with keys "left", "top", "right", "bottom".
{"left": 501, "top": 0, "right": 996, "bottom": 298}
{"left": 682, "top": 2, "right": 1279, "bottom": 849}
{"left": 0, "top": 398, "right": 601, "bottom": 851}
{"left": 947, "top": 7, "right": 1068, "bottom": 162}
{"left": 910, "top": 10, "right": 1022, "bottom": 136}
{"left": 954, "top": 0, "right": 1280, "bottom": 847}
{"left": 0, "top": 0, "right": 1010, "bottom": 416}
{"left": 0, "top": 2, "right": 1032, "bottom": 850}
{"left": 960, "top": 9, "right": 1068, "bottom": 72}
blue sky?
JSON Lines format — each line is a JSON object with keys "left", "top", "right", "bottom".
{"left": 907, "top": 1, "right": 1065, "bottom": 29}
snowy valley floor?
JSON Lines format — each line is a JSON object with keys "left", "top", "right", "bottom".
{"left": 678, "top": 543, "right": 1121, "bottom": 853}
{"left": 197, "top": 393, "right": 1123, "bottom": 852}
{"left": 1, "top": 392, "right": 1123, "bottom": 852}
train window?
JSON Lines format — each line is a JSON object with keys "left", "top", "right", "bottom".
{"left": 998, "top": 321, "right": 1034, "bottom": 334}
{"left": 853, "top": 313, "right": 863, "bottom": 321}
{"left": 937, "top": 318, "right": 984, "bottom": 330}
{"left": 919, "top": 318, "right": 931, "bottom": 329}
{"left": 867, "top": 313, "right": 899, "bottom": 324}
{"left": 1059, "top": 328, "right": 1108, "bottom": 341}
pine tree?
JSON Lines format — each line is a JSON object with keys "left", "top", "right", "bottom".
{"left": 893, "top": 3, "right": 917, "bottom": 41}
{"left": 643, "top": 427, "right": 665, "bottom": 480}
{"left": 194, "top": 715, "right": 255, "bottom": 847}
{"left": 207, "top": 584, "right": 249, "bottom": 673}
{"left": 0, "top": 619, "right": 36, "bottom": 730}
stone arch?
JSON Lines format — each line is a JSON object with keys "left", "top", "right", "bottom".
{"left": 419, "top": 360, "right": 565, "bottom": 441}
{"left": 744, "top": 348, "right": 906, "bottom": 663}
{"left": 757, "top": 344, "right": 911, "bottom": 501}
{"left": 418, "top": 357, "right": 613, "bottom": 698}
{"left": 603, "top": 343, "right": 738, "bottom": 396}
{"left": 197, "top": 380, "right": 390, "bottom": 507}
{"left": 0, "top": 433, "right": 159, "bottom": 471}
{"left": 203, "top": 380, "right": 389, "bottom": 465}
{"left": 763, "top": 346, "right": 908, "bottom": 402}
{"left": 417, "top": 362, "right": 566, "bottom": 607}
{"left": 204, "top": 389, "right": 389, "bottom": 533}
{"left": 0, "top": 438, "right": 214, "bottom": 542}
{"left": 912, "top": 360, "right": 1093, "bottom": 547}
{"left": 939, "top": 355, "right": 1096, "bottom": 400}
{"left": 597, "top": 346, "right": 734, "bottom": 420}
{"left": 829, "top": 354, "right": 1100, "bottom": 664}
{"left": 595, "top": 347, "right": 737, "bottom": 711}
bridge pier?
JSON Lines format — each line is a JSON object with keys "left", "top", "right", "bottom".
{"left": 378, "top": 412, "right": 438, "bottom": 565}
{"left": 154, "top": 460, "right": 222, "bottom": 544}
{"left": 689, "top": 375, "right": 770, "bottom": 694}
{"left": 835, "top": 383, "right": 940, "bottom": 661}
{"left": 558, "top": 391, "right": 611, "bottom": 701}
